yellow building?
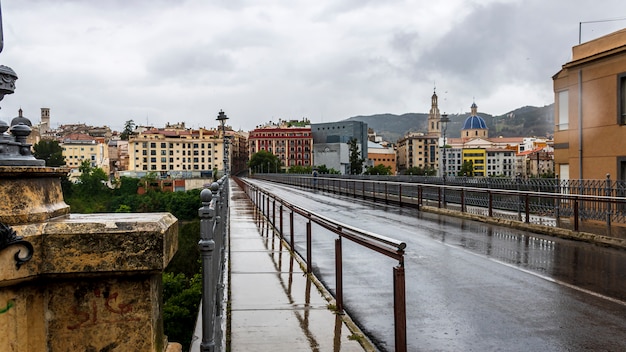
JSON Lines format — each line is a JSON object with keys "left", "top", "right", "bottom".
{"left": 128, "top": 127, "right": 224, "bottom": 177}
{"left": 553, "top": 28, "right": 626, "bottom": 180}
{"left": 462, "top": 148, "right": 487, "bottom": 176}
{"left": 61, "top": 133, "right": 110, "bottom": 172}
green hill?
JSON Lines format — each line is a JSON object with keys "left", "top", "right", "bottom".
{"left": 345, "top": 104, "right": 554, "bottom": 143}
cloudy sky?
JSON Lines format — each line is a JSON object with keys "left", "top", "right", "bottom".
{"left": 0, "top": 0, "right": 624, "bottom": 132}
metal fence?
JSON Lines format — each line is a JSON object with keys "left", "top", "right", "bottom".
{"left": 255, "top": 174, "right": 626, "bottom": 238}
{"left": 234, "top": 176, "right": 409, "bottom": 352}
{"left": 195, "top": 176, "right": 229, "bottom": 352}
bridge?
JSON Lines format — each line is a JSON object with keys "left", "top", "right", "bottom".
{"left": 194, "top": 175, "right": 626, "bottom": 352}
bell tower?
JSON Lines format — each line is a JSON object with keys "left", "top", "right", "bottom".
{"left": 428, "top": 88, "right": 442, "bottom": 137}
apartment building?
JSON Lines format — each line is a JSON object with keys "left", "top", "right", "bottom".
{"left": 367, "top": 141, "right": 396, "bottom": 174}
{"left": 486, "top": 148, "right": 516, "bottom": 177}
{"left": 249, "top": 121, "right": 313, "bottom": 171}
{"left": 553, "top": 28, "right": 626, "bottom": 180}
{"left": 396, "top": 133, "right": 439, "bottom": 173}
{"left": 61, "top": 133, "right": 110, "bottom": 179}
{"left": 462, "top": 148, "right": 487, "bottom": 176}
{"left": 127, "top": 127, "right": 224, "bottom": 177}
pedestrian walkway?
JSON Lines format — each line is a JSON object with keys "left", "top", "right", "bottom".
{"left": 228, "top": 181, "right": 369, "bottom": 351}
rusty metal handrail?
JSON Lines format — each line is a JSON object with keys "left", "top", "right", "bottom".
{"left": 234, "top": 176, "right": 407, "bottom": 352}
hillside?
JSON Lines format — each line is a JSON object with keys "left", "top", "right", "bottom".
{"left": 345, "top": 104, "right": 554, "bottom": 143}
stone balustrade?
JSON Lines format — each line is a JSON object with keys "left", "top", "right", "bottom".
{"left": 0, "top": 166, "right": 179, "bottom": 351}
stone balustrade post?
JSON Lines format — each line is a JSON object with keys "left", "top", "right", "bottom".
{"left": 0, "top": 166, "right": 178, "bottom": 352}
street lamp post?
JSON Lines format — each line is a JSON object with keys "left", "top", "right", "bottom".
{"left": 216, "top": 110, "right": 229, "bottom": 177}
{"left": 440, "top": 114, "right": 450, "bottom": 180}
{"left": 440, "top": 114, "right": 449, "bottom": 206}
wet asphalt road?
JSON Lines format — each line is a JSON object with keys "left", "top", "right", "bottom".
{"left": 246, "top": 179, "right": 626, "bottom": 352}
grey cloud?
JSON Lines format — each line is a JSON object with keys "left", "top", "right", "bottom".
{"left": 146, "top": 45, "right": 236, "bottom": 84}
{"left": 2, "top": 0, "right": 626, "bottom": 132}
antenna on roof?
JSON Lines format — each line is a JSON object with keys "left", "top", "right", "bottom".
{"left": 579, "top": 17, "right": 626, "bottom": 44}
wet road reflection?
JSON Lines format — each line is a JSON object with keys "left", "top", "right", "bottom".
{"left": 255, "top": 205, "right": 350, "bottom": 352}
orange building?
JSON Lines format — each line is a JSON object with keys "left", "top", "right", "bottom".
{"left": 367, "top": 141, "right": 396, "bottom": 174}
{"left": 553, "top": 28, "right": 626, "bottom": 180}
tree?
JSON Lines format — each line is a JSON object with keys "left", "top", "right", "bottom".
{"left": 77, "top": 160, "right": 109, "bottom": 196}
{"left": 404, "top": 166, "right": 420, "bottom": 175}
{"left": 248, "top": 150, "right": 281, "bottom": 173}
{"left": 162, "top": 272, "right": 201, "bottom": 351}
{"left": 424, "top": 166, "right": 437, "bottom": 176}
{"left": 458, "top": 160, "right": 474, "bottom": 177}
{"left": 405, "top": 166, "right": 439, "bottom": 176}
{"left": 140, "top": 172, "right": 160, "bottom": 192}
{"left": 120, "top": 120, "right": 136, "bottom": 141}
{"left": 348, "top": 138, "right": 364, "bottom": 175}
{"left": 288, "top": 165, "right": 312, "bottom": 174}
{"left": 113, "top": 176, "right": 140, "bottom": 196}
{"left": 32, "top": 139, "right": 65, "bottom": 167}
{"left": 364, "top": 164, "right": 392, "bottom": 175}
{"left": 315, "top": 164, "right": 340, "bottom": 174}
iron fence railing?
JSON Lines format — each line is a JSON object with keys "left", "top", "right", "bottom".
{"left": 194, "top": 176, "right": 229, "bottom": 352}
{"left": 234, "top": 176, "right": 408, "bottom": 352}
{"left": 255, "top": 174, "right": 626, "bottom": 238}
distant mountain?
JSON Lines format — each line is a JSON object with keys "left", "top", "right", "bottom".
{"left": 344, "top": 104, "right": 554, "bottom": 143}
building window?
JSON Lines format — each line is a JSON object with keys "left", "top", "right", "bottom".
{"left": 620, "top": 74, "right": 626, "bottom": 124}
{"left": 557, "top": 90, "right": 569, "bottom": 130}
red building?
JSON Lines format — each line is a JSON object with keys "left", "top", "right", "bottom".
{"left": 248, "top": 121, "right": 313, "bottom": 171}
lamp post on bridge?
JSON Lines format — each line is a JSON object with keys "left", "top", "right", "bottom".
{"left": 440, "top": 113, "right": 449, "bottom": 180}
{"left": 440, "top": 113, "right": 449, "bottom": 206}
{"left": 216, "top": 110, "right": 229, "bottom": 177}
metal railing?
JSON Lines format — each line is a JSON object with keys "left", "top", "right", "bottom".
{"left": 196, "top": 176, "right": 229, "bottom": 352}
{"left": 255, "top": 174, "right": 626, "bottom": 238}
{"left": 234, "top": 176, "right": 408, "bottom": 352}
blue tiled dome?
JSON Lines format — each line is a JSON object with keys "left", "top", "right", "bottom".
{"left": 462, "top": 115, "right": 487, "bottom": 130}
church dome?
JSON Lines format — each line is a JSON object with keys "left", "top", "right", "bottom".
{"left": 462, "top": 115, "right": 487, "bottom": 130}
